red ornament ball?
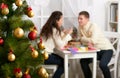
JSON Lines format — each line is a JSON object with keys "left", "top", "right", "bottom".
{"left": 23, "top": 74, "right": 31, "bottom": 78}
{"left": 0, "top": 38, "right": 4, "bottom": 45}
{"left": 28, "top": 31, "right": 37, "bottom": 40}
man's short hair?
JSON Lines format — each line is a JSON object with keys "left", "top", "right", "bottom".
{"left": 79, "top": 11, "right": 89, "bottom": 18}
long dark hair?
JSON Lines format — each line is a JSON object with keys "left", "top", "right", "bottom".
{"left": 40, "top": 11, "right": 63, "bottom": 40}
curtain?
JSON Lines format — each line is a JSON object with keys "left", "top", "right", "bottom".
{"left": 62, "top": 0, "right": 94, "bottom": 32}
{"left": 26, "top": 0, "right": 50, "bottom": 7}
{"left": 64, "top": 0, "right": 93, "bottom": 16}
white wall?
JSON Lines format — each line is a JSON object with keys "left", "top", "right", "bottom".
{"left": 92, "top": 0, "right": 110, "bottom": 30}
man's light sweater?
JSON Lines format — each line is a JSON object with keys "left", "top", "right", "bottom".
{"left": 78, "top": 22, "right": 113, "bottom": 50}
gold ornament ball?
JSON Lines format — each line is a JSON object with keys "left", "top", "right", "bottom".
{"left": 15, "top": 0, "right": 23, "bottom": 7}
{"left": 15, "top": 71, "right": 23, "bottom": 78}
{"left": 38, "top": 43, "right": 45, "bottom": 50}
{"left": 43, "top": 51, "right": 49, "bottom": 60}
{"left": 31, "top": 50, "right": 39, "bottom": 58}
{"left": 14, "top": 27, "right": 24, "bottom": 38}
{"left": 27, "top": 11, "right": 34, "bottom": 18}
{"left": 1, "top": 8, "right": 9, "bottom": 15}
{"left": 38, "top": 67, "right": 47, "bottom": 77}
{"left": 44, "top": 73, "right": 49, "bottom": 78}
{"left": 8, "top": 53, "right": 16, "bottom": 62}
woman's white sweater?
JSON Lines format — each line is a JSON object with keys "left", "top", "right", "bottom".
{"left": 42, "top": 28, "right": 72, "bottom": 54}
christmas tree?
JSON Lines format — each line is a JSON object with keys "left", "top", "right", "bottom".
{"left": 0, "top": 0, "right": 49, "bottom": 78}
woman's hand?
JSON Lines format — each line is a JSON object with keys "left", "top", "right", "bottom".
{"left": 68, "top": 28, "right": 73, "bottom": 34}
{"left": 63, "top": 27, "right": 73, "bottom": 35}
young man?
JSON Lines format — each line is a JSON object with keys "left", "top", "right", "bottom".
{"left": 78, "top": 11, "right": 113, "bottom": 78}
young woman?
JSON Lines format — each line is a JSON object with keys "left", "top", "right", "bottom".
{"left": 40, "top": 11, "right": 72, "bottom": 78}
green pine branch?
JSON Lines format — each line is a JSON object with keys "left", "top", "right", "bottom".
{"left": 0, "top": 0, "right": 45, "bottom": 77}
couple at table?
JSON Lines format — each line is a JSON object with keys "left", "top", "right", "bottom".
{"left": 40, "top": 11, "right": 113, "bottom": 78}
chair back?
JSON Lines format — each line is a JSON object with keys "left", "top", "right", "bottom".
{"left": 104, "top": 31, "right": 120, "bottom": 67}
